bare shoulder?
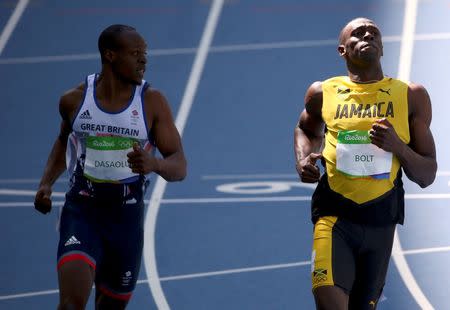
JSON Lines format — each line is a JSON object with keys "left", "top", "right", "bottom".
{"left": 306, "top": 81, "right": 323, "bottom": 97}
{"left": 143, "top": 87, "right": 172, "bottom": 117}
{"left": 143, "top": 87, "right": 168, "bottom": 106}
{"left": 407, "top": 82, "right": 432, "bottom": 124}
{"left": 304, "top": 81, "right": 323, "bottom": 117}
{"left": 59, "top": 82, "right": 85, "bottom": 120}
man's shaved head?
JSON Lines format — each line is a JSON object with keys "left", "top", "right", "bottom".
{"left": 339, "top": 17, "right": 379, "bottom": 44}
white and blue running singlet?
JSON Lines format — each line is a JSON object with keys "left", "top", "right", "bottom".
{"left": 66, "top": 74, "right": 154, "bottom": 196}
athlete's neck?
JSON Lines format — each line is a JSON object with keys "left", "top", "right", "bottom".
{"left": 95, "top": 71, "right": 134, "bottom": 110}
{"left": 347, "top": 62, "right": 384, "bottom": 83}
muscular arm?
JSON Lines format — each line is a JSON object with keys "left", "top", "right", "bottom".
{"left": 139, "top": 89, "right": 187, "bottom": 181}
{"left": 294, "top": 81, "right": 326, "bottom": 183}
{"left": 370, "top": 83, "right": 437, "bottom": 187}
{"left": 400, "top": 84, "right": 437, "bottom": 187}
{"left": 35, "top": 86, "right": 83, "bottom": 213}
{"left": 38, "top": 120, "right": 71, "bottom": 188}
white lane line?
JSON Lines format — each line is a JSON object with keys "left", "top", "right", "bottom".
{"left": 202, "top": 174, "right": 299, "bottom": 180}
{"left": 158, "top": 261, "right": 310, "bottom": 282}
{"left": 160, "top": 194, "right": 450, "bottom": 204}
{"left": 3, "top": 32, "right": 450, "bottom": 65}
{"left": 3, "top": 242, "right": 450, "bottom": 302}
{"left": 403, "top": 246, "right": 450, "bottom": 256}
{"left": 0, "top": 260, "right": 309, "bottom": 301}
{"left": 393, "top": 1, "right": 434, "bottom": 309}
{"left": 405, "top": 193, "right": 450, "bottom": 199}
{"left": 1, "top": 193, "right": 450, "bottom": 208}
{"left": 160, "top": 196, "right": 311, "bottom": 204}
{"left": 0, "top": 0, "right": 29, "bottom": 55}
{"left": 143, "top": 1, "right": 224, "bottom": 309}
{"left": 0, "top": 48, "right": 198, "bottom": 64}
{"left": 0, "top": 200, "right": 152, "bottom": 208}
{"left": 0, "top": 189, "right": 65, "bottom": 198}
{"left": 0, "top": 201, "right": 63, "bottom": 208}
{"left": 163, "top": 193, "right": 447, "bottom": 203}
{"left": 0, "top": 178, "right": 68, "bottom": 184}
{"left": 201, "top": 170, "right": 450, "bottom": 180}
{"left": 0, "top": 289, "right": 59, "bottom": 301}
{"left": 415, "top": 32, "right": 450, "bottom": 41}
{"left": 0, "top": 170, "right": 447, "bottom": 183}
{"left": 397, "top": 0, "right": 418, "bottom": 81}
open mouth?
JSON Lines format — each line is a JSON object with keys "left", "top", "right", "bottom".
{"left": 361, "top": 44, "right": 375, "bottom": 50}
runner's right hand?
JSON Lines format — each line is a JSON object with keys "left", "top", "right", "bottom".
{"left": 34, "top": 185, "right": 52, "bottom": 214}
{"left": 296, "top": 153, "right": 322, "bottom": 183}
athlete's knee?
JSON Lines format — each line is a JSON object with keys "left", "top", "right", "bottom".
{"left": 95, "top": 293, "right": 129, "bottom": 310}
{"left": 313, "top": 285, "right": 348, "bottom": 310}
{"left": 58, "top": 297, "right": 88, "bottom": 310}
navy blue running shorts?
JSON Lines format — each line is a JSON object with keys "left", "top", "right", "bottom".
{"left": 57, "top": 195, "right": 145, "bottom": 301}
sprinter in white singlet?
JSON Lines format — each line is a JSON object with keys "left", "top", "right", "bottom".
{"left": 34, "top": 25, "right": 187, "bottom": 310}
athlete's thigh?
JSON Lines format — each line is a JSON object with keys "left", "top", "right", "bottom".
{"left": 57, "top": 198, "right": 103, "bottom": 306}
{"left": 349, "top": 224, "right": 396, "bottom": 310}
{"left": 312, "top": 216, "right": 360, "bottom": 293}
{"left": 57, "top": 198, "right": 102, "bottom": 271}
{"left": 95, "top": 201, "right": 145, "bottom": 302}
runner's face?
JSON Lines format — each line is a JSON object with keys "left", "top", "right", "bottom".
{"left": 112, "top": 31, "right": 148, "bottom": 85}
{"left": 339, "top": 19, "right": 383, "bottom": 63}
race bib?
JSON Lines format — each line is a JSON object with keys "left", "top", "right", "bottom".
{"left": 336, "top": 130, "right": 392, "bottom": 179}
{"left": 84, "top": 136, "right": 138, "bottom": 182}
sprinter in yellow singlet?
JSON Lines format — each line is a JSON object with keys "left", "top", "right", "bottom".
{"left": 294, "top": 18, "right": 437, "bottom": 310}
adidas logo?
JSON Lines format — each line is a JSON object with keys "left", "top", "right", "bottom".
{"left": 64, "top": 235, "right": 81, "bottom": 246}
{"left": 125, "top": 198, "right": 137, "bottom": 205}
{"left": 79, "top": 110, "right": 92, "bottom": 119}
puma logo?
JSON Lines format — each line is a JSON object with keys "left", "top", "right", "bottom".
{"left": 378, "top": 88, "right": 391, "bottom": 95}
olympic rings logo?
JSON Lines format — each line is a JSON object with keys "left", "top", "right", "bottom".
{"left": 118, "top": 140, "right": 134, "bottom": 148}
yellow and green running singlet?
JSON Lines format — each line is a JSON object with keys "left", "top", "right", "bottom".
{"left": 321, "top": 76, "right": 410, "bottom": 204}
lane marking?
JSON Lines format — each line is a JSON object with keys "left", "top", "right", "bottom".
{"left": 403, "top": 246, "right": 450, "bottom": 256}
{"left": 405, "top": 193, "right": 450, "bottom": 199}
{"left": 0, "top": 189, "right": 65, "bottom": 197}
{"left": 0, "top": 260, "right": 309, "bottom": 301}
{"left": 3, "top": 243, "right": 450, "bottom": 302}
{"left": 162, "top": 196, "right": 311, "bottom": 204}
{"left": 158, "top": 261, "right": 310, "bottom": 282}
{"left": 143, "top": 1, "right": 225, "bottom": 309}
{"left": 0, "top": 0, "right": 29, "bottom": 55}
{"left": 201, "top": 170, "right": 450, "bottom": 180}
{"left": 393, "top": 1, "right": 434, "bottom": 309}
{"left": 202, "top": 174, "right": 299, "bottom": 180}
{"left": 0, "top": 178, "right": 68, "bottom": 184}
{"left": 160, "top": 193, "right": 450, "bottom": 204}
{"left": 0, "top": 200, "right": 152, "bottom": 208}
{"left": 2, "top": 32, "right": 450, "bottom": 64}
{"left": 0, "top": 201, "right": 64, "bottom": 208}
{"left": 0, "top": 170, "right": 447, "bottom": 183}
{"left": 0, "top": 48, "right": 197, "bottom": 64}
{"left": 1, "top": 194, "right": 449, "bottom": 208}
{"left": 0, "top": 289, "right": 59, "bottom": 301}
